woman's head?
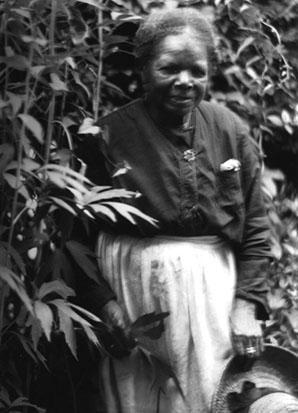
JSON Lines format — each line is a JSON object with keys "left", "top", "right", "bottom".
{"left": 135, "top": 8, "right": 216, "bottom": 119}
{"left": 135, "top": 8, "right": 216, "bottom": 70}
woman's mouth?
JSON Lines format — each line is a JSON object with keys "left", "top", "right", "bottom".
{"left": 170, "top": 95, "right": 193, "bottom": 105}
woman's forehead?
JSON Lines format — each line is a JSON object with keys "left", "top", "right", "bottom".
{"left": 154, "top": 30, "right": 208, "bottom": 61}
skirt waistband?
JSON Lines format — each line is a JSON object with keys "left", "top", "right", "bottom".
{"left": 154, "top": 234, "right": 224, "bottom": 246}
{"left": 98, "top": 232, "right": 226, "bottom": 249}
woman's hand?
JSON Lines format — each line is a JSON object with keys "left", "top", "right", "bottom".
{"left": 101, "top": 299, "right": 127, "bottom": 330}
{"left": 230, "top": 298, "right": 264, "bottom": 358}
{"left": 100, "top": 300, "right": 136, "bottom": 358}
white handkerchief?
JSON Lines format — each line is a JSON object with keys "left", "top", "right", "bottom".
{"left": 220, "top": 159, "right": 241, "bottom": 172}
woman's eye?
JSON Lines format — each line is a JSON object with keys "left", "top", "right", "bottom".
{"left": 192, "top": 67, "right": 207, "bottom": 77}
{"left": 160, "top": 66, "right": 179, "bottom": 74}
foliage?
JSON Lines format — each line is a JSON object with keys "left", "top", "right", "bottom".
{"left": 0, "top": 0, "right": 298, "bottom": 410}
{"left": 263, "top": 176, "right": 298, "bottom": 351}
{"left": 0, "top": 0, "right": 155, "bottom": 409}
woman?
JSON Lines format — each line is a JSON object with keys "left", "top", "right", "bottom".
{"left": 79, "top": 7, "right": 271, "bottom": 413}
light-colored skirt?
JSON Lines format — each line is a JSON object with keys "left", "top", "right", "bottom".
{"left": 96, "top": 233, "right": 236, "bottom": 413}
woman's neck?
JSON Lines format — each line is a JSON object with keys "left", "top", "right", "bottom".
{"left": 144, "top": 98, "right": 192, "bottom": 131}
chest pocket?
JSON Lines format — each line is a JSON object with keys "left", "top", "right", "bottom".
{"left": 216, "top": 170, "right": 244, "bottom": 225}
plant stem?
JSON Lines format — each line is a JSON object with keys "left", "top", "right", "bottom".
{"left": 49, "top": 0, "right": 57, "bottom": 56}
{"left": 63, "top": 347, "right": 78, "bottom": 413}
{"left": 0, "top": 34, "right": 34, "bottom": 344}
{"left": 44, "top": 0, "right": 57, "bottom": 165}
{"left": 93, "top": 7, "right": 103, "bottom": 122}
{"left": 44, "top": 94, "right": 55, "bottom": 165}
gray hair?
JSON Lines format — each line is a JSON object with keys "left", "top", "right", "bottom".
{"left": 135, "top": 7, "right": 217, "bottom": 69}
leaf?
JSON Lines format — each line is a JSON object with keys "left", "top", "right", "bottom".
{"left": 236, "top": 36, "right": 254, "bottom": 58}
{"left": 3, "top": 172, "right": 24, "bottom": 189}
{"left": 68, "top": 7, "right": 89, "bottom": 45}
{"left": 45, "top": 171, "right": 89, "bottom": 196}
{"left": 49, "top": 196, "right": 77, "bottom": 215}
{"left": 0, "top": 265, "right": 33, "bottom": 314}
{"left": 0, "top": 386, "right": 10, "bottom": 406}
{"left": 34, "top": 301, "right": 53, "bottom": 341}
{"left": 22, "top": 158, "right": 40, "bottom": 171}
{"left": 6, "top": 92, "right": 24, "bottom": 115}
{"left": 112, "top": 160, "right": 132, "bottom": 177}
{"left": 102, "top": 202, "right": 159, "bottom": 227}
{"left": 262, "top": 167, "right": 284, "bottom": 199}
{"left": 89, "top": 204, "right": 117, "bottom": 222}
{"left": 84, "top": 188, "right": 136, "bottom": 204}
{"left": 45, "top": 171, "right": 66, "bottom": 188}
{"left": 37, "top": 280, "right": 75, "bottom": 300}
{"left": 9, "top": 395, "right": 45, "bottom": 412}
{"left": 42, "top": 164, "right": 92, "bottom": 185}
{"left": 21, "top": 35, "right": 47, "bottom": 46}
{"left": 3, "top": 171, "right": 30, "bottom": 199}
{"left": 131, "top": 312, "right": 170, "bottom": 329}
{"left": 51, "top": 299, "right": 91, "bottom": 327}
{"left": 138, "top": 347, "right": 184, "bottom": 400}
{"left": 0, "top": 242, "right": 26, "bottom": 275}
{"left": 281, "top": 110, "right": 291, "bottom": 124}
{"left": 131, "top": 312, "right": 170, "bottom": 340}
{"left": 267, "top": 115, "right": 283, "bottom": 127}
{"left": 30, "top": 65, "right": 46, "bottom": 77}
{"left": 261, "top": 20, "right": 281, "bottom": 46}
{"left": 285, "top": 124, "right": 293, "bottom": 134}
{"left": 49, "top": 73, "right": 68, "bottom": 91}
{"left": 12, "top": 8, "right": 31, "bottom": 18}
{"left": 75, "top": 0, "right": 104, "bottom": 9}
{"left": 65, "top": 57, "right": 76, "bottom": 69}
{"left": 286, "top": 309, "right": 298, "bottom": 333}
{"left": 66, "top": 241, "right": 100, "bottom": 284}
{"left": 246, "top": 67, "right": 260, "bottom": 81}
{"left": 69, "top": 303, "right": 101, "bottom": 323}
{"left": 12, "top": 332, "right": 47, "bottom": 367}
{"left": 78, "top": 117, "right": 100, "bottom": 135}
{"left": 26, "top": 314, "right": 43, "bottom": 350}
{"left": 267, "top": 289, "right": 286, "bottom": 310}
{"left": 0, "top": 143, "right": 15, "bottom": 174}
{"left": 18, "top": 114, "right": 44, "bottom": 143}
{"left": 0, "top": 55, "right": 28, "bottom": 69}
{"left": 64, "top": 175, "right": 90, "bottom": 194}
{"left": 139, "top": 323, "right": 166, "bottom": 340}
{"left": 28, "top": 247, "right": 38, "bottom": 260}
{"left": 57, "top": 306, "right": 77, "bottom": 358}
{"left": 49, "top": 249, "right": 75, "bottom": 283}
{"left": 110, "top": 12, "right": 142, "bottom": 22}
{"left": 73, "top": 71, "right": 91, "bottom": 97}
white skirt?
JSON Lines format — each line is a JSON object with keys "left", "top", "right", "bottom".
{"left": 96, "top": 233, "right": 236, "bottom": 413}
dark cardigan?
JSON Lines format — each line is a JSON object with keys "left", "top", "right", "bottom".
{"left": 75, "top": 98, "right": 272, "bottom": 318}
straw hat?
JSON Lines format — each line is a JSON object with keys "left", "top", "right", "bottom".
{"left": 212, "top": 345, "right": 298, "bottom": 413}
{"left": 249, "top": 392, "right": 298, "bottom": 412}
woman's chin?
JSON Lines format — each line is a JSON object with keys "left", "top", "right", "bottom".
{"left": 163, "top": 101, "right": 195, "bottom": 117}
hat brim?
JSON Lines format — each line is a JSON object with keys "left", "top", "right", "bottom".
{"left": 211, "top": 345, "right": 298, "bottom": 413}
{"left": 249, "top": 392, "right": 298, "bottom": 412}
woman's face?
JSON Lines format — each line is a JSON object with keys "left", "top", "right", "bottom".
{"left": 143, "top": 29, "right": 208, "bottom": 117}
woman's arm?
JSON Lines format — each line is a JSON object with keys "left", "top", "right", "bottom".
{"left": 230, "top": 118, "right": 272, "bottom": 356}
{"left": 236, "top": 128, "right": 272, "bottom": 320}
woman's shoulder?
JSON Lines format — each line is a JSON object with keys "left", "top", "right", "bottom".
{"left": 198, "top": 100, "right": 243, "bottom": 125}
{"left": 198, "top": 100, "right": 249, "bottom": 137}
{"left": 98, "top": 98, "right": 143, "bottom": 127}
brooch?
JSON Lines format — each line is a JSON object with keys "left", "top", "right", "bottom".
{"left": 183, "top": 149, "right": 197, "bottom": 162}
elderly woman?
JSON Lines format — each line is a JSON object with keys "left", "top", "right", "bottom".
{"left": 78, "top": 7, "right": 271, "bottom": 413}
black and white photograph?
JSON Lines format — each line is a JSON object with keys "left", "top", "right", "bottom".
{"left": 1, "top": 0, "right": 298, "bottom": 411}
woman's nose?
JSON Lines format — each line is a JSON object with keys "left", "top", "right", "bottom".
{"left": 174, "top": 71, "right": 193, "bottom": 88}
